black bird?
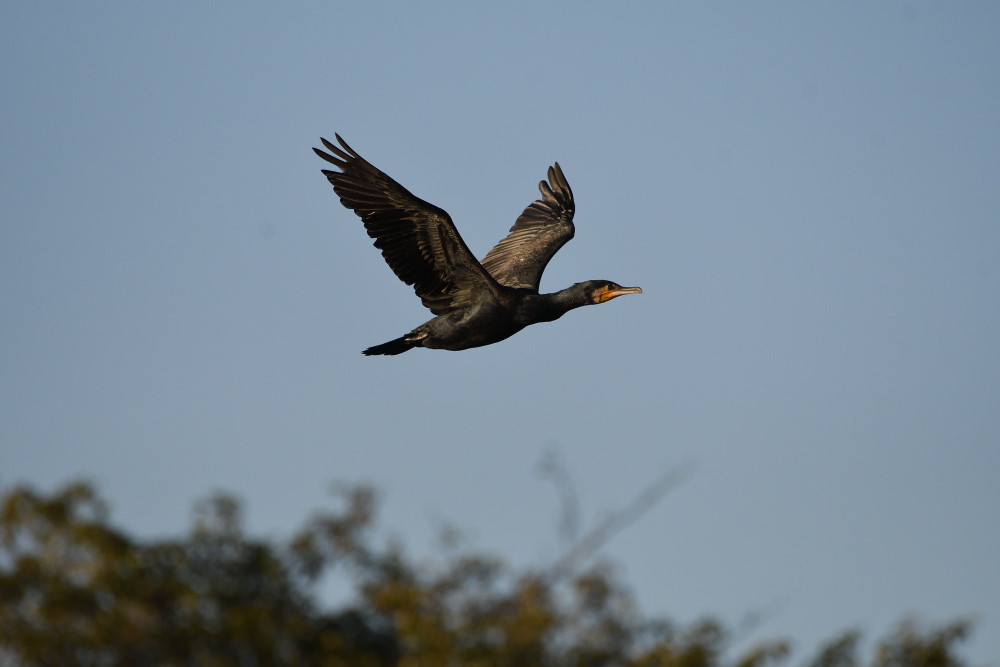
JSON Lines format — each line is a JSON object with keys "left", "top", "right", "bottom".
{"left": 313, "top": 135, "right": 642, "bottom": 355}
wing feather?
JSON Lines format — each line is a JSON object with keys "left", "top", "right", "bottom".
{"left": 314, "top": 135, "right": 499, "bottom": 314}
{"left": 480, "top": 163, "right": 575, "bottom": 291}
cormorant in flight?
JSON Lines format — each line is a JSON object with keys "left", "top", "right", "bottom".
{"left": 314, "top": 135, "right": 641, "bottom": 355}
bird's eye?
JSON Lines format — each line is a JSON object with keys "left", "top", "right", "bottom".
{"left": 606, "top": 283, "right": 616, "bottom": 291}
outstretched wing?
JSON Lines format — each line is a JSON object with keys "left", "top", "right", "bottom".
{"left": 314, "top": 135, "right": 500, "bottom": 315}
{"left": 480, "top": 163, "right": 576, "bottom": 291}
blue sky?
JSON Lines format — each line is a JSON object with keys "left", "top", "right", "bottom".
{"left": 3, "top": 2, "right": 998, "bottom": 662}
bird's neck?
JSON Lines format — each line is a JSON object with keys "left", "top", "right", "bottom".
{"left": 519, "top": 284, "right": 592, "bottom": 324}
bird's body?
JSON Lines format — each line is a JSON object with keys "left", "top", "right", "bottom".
{"left": 313, "top": 135, "right": 641, "bottom": 355}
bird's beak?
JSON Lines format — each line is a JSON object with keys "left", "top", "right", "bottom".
{"left": 598, "top": 285, "right": 643, "bottom": 303}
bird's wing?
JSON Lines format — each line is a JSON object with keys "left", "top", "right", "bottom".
{"left": 314, "top": 135, "right": 501, "bottom": 315}
{"left": 480, "top": 163, "right": 576, "bottom": 291}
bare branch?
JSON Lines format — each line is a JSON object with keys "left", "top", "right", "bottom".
{"left": 546, "top": 459, "right": 695, "bottom": 583}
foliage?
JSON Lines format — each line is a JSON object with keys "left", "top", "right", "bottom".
{"left": 0, "top": 480, "right": 974, "bottom": 666}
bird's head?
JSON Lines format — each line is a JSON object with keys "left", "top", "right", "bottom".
{"left": 586, "top": 280, "right": 643, "bottom": 305}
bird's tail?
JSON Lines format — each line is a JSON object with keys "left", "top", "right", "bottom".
{"left": 362, "top": 335, "right": 416, "bottom": 356}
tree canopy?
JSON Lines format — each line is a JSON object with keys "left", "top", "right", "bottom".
{"left": 0, "top": 480, "right": 973, "bottom": 666}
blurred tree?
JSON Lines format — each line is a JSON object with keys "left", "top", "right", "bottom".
{"left": 0, "top": 479, "right": 974, "bottom": 666}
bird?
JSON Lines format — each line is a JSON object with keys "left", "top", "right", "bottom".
{"left": 313, "top": 134, "right": 641, "bottom": 355}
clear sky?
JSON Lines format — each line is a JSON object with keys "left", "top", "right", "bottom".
{"left": 2, "top": 2, "right": 998, "bottom": 662}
